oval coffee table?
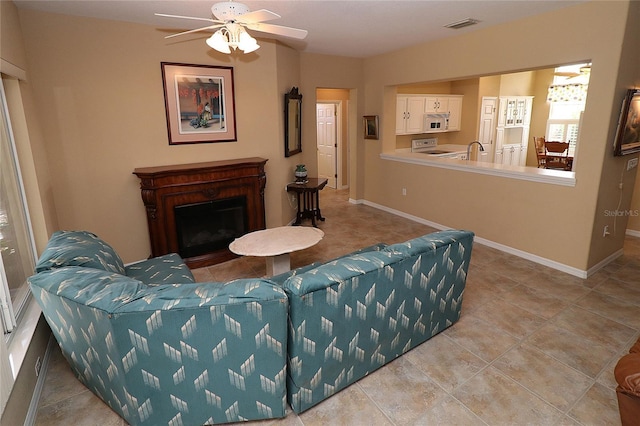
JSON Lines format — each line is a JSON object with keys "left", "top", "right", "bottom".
{"left": 229, "top": 226, "right": 324, "bottom": 276}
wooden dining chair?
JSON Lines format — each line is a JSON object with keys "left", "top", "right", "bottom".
{"left": 544, "top": 141, "right": 570, "bottom": 170}
{"left": 533, "top": 137, "right": 546, "bottom": 168}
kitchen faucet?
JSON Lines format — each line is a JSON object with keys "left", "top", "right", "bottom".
{"left": 466, "top": 141, "right": 485, "bottom": 161}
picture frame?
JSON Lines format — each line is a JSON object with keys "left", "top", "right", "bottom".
{"left": 161, "top": 62, "right": 237, "bottom": 145}
{"left": 613, "top": 88, "right": 640, "bottom": 156}
{"left": 284, "top": 87, "right": 302, "bottom": 157}
{"left": 364, "top": 115, "right": 379, "bottom": 139}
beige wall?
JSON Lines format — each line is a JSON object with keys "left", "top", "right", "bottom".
{"left": 621, "top": 1, "right": 640, "bottom": 235}
{"left": 363, "top": 1, "right": 636, "bottom": 271}
{"left": 299, "top": 53, "right": 364, "bottom": 198}
{"left": 11, "top": 1, "right": 640, "bottom": 271}
{"left": 1, "top": 0, "right": 57, "bottom": 252}
{"left": 17, "top": 9, "right": 307, "bottom": 262}
{"left": 0, "top": 0, "right": 28, "bottom": 70}
{"left": 0, "top": 4, "right": 53, "bottom": 424}
{"left": 590, "top": 0, "right": 640, "bottom": 262}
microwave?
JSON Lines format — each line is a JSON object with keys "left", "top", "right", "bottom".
{"left": 423, "top": 113, "right": 449, "bottom": 132}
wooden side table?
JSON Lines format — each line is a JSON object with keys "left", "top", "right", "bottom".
{"left": 286, "top": 178, "right": 328, "bottom": 227}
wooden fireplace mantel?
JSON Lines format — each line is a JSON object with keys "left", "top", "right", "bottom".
{"left": 133, "top": 157, "right": 267, "bottom": 268}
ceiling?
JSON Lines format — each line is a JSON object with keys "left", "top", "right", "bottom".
{"left": 13, "top": 0, "right": 585, "bottom": 58}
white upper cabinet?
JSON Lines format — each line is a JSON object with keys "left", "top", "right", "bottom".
{"left": 396, "top": 94, "right": 463, "bottom": 135}
{"left": 498, "top": 96, "right": 533, "bottom": 127}
{"left": 444, "top": 96, "right": 463, "bottom": 131}
{"left": 425, "top": 96, "right": 449, "bottom": 114}
{"left": 396, "top": 96, "right": 427, "bottom": 134}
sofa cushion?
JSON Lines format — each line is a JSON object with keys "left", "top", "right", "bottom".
{"left": 125, "top": 253, "right": 195, "bottom": 284}
{"left": 29, "top": 266, "right": 143, "bottom": 312}
{"left": 35, "top": 230, "right": 126, "bottom": 274}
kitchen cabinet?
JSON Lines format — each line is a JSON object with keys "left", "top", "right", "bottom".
{"left": 494, "top": 96, "right": 533, "bottom": 166}
{"left": 425, "top": 96, "right": 449, "bottom": 113}
{"left": 425, "top": 95, "right": 463, "bottom": 131}
{"left": 497, "top": 96, "right": 533, "bottom": 128}
{"left": 396, "top": 94, "right": 464, "bottom": 135}
{"left": 495, "top": 144, "right": 524, "bottom": 166}
{"left": 396, "top": 96, "right": 426, "bottom": 134}
{"left": 446, "top": 96, "right": 463, "bottom": 131}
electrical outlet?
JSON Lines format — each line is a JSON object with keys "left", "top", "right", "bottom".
{"left": 402, "top": 188, "right": 407, "bottom": 196}
{"left": 628, "top": 157, "right": 638, "bottom": 171}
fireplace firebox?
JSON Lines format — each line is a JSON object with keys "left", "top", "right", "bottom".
{"left": 133, "top": 158, "right": 267, "bottom": 268}
{"left": 175, "top": 197, "right": 248, "bottom": 259}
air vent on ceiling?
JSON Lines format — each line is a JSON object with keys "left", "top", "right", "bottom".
{"left": 444, "top": 18, "right": 479, "bottom": 30}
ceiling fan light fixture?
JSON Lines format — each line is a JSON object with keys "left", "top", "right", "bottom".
{"left": 238, "top": 30, "right": 260, "bottom": 53}
{"left": 160, "top": 1, "right": 302, "bottom": 54}
{"left": 206, "top": 30, "right": 231, "bottom": 53}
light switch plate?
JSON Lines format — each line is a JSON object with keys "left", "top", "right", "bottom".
{"left": 627, "top": 157, "right": 638, "bottom": 171}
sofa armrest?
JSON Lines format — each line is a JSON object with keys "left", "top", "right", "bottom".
{"left": 31, "top": 272, "right": 289, "bottom": 424}
{"left": 616, "top": 352, "right": 640, "bottom": 397}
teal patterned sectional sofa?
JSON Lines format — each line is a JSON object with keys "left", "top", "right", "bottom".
{"left": 28, "top": 231, "right": 289, "bottom": 425}
{"left": 272, "top": 229, "right": 474, "bottom": 413}
{"left": 29, "top": 229, "right": 474, "bottom": 423}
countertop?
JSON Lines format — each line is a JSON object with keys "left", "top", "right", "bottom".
{"left": 383, "top": 148, "right": 576, "bottom": 186}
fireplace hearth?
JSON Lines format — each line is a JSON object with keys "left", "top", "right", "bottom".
{"left": 133, "top": 158, "right": 267, "bottom": 268}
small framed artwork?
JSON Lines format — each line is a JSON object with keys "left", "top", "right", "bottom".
{"left": 161, "top": 62, "right": 237, "bottom": 145}
{"left": 364, "top": 115, "right": 379, "bottom": 139}
{"left": 614, "top": 89, "right": 640, "bottom": 156}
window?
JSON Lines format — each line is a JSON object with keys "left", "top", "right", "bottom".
{"left": 546, "top": 63, "right": 590, "bottom": 156}
{"left": 0, "top": 77, "right": 36, "bottom": 335}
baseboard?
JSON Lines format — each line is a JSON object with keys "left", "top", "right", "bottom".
{"left": 626, "top": 228, "right": 640, "bottom": 238}
{"left": 586, "top": 248, "right": 624, "bottom": 277}
{"left": 354, "top": 198, "right": 616, "bottom": 279}
{"left": 23, "top": 335, "right": 55, "bottom": 426}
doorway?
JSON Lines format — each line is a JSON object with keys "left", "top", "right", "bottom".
{"left": 316, "top": 102, "right": 338, "bottom": 188}
{"left": 478, "top": 96, "right": 497, "bottom": 160}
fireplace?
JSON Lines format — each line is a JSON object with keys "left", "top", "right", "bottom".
{"left": 175, "top": 197, "right": 248, "bottom": 259}
{"left": 133, "top": 158, "right": 267, "bottom": 268}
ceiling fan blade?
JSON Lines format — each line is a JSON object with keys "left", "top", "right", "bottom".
{"left": 165, "top": 24, "right": 224, "bottom": 39}
{"left": 246, "top": 23, "right": 308, "bottom": 39}
{"left": 238, "top": 9, "right": 280, "bottom": 24}
{"left": 155, "top": 13, "right": 221, "bottom": 24}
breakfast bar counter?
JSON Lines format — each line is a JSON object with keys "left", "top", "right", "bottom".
{"left": 382, "top": 148, "right": 576, "bottom": 187}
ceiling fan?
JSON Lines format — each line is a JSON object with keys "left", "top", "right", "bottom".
{"left": 554, "top": 64, "right": 592, "bottom": 80}
{"left": 156, "top": 1, "right": 308, "bottom": 54}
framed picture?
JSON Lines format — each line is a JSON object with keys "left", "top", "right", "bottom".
{"left": 161, "top": 62, "right": 237, "bottom": 144}
{"left": 364, "top": 115, "right": 379, "bottom": 139}
{"left": 614, "top": 89, "right": 640, "bottom": 156}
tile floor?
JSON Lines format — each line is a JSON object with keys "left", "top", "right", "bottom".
{"left": 35, "top": 189, "right": 639, "bottom": 425}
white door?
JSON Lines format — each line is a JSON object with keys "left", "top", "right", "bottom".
{"left": 478, "top": 97, "right": 497, "bottom": 159}
{"left": 317, "top": 103, "right": 337, "bottom": 188}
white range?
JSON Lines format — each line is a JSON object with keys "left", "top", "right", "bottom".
{"left": 411, "top": 138, "right": 467, "bottom": 159}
